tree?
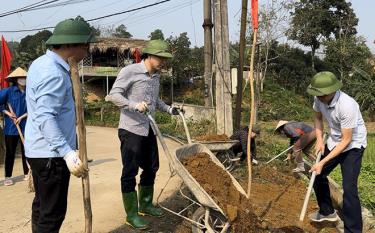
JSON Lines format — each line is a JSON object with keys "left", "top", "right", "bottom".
{"left": 90, "top": 25, "right": 101, "bottom": 37}
{"left": 166, "top": 32, "right": 191, "bottom": 87}
{"left": 112, "top": 24, "right": 132, "bottom": 38}
{"left": 288, "top": 0, "right": 358, "bottom": 70}
{"left": 324, "top": 36, "right": 375, "bottom": 114}
{"left": 12, "top": 30, "right": 52, "bottom": 69}
{"left": 148, "top": 29, "right": 164, "bottom": 40}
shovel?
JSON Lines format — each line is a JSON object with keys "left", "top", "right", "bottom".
{"left": 265, "top": 145, "right": 293, "bottom": 164}
{"left": 299, "top": 151, "right": 323, "bottom": 221}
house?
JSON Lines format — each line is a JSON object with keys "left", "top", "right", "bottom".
{"left": 79, "top": 37, "right": 148, "bottom": 97}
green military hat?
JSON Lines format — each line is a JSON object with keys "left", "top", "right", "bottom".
{"left": 307, "top": 71, "right": 342, "bottom": 96}
{"left": 142, "top": 40, "right": 173, "bottom": 58}
{"left": 46, "top": 16, "right": 97, "bottom": 45}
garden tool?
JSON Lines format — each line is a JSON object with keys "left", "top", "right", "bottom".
{"left": 266, "top": 145, "right": 293, "bottom": 164}
{"left": 7, "top": 103, "right": 34, "bottom": 192}
{"left": 299, "top": 151, "right": 323, "bottom": 221}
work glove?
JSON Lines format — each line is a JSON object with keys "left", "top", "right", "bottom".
{"left": 135, "top": 101, "right": 148, "bottom": 113}
{"left": 168, "top": 107, "right": 183, "bottom": 115}
{"left": 64, "top": 151, "right": 88, "bottom": 178}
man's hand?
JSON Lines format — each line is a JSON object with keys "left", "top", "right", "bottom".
{"left": 169, "top": 107, "right": 183, "bottom": 115}
{"left": 135, "top": 101, "right": 148, "bottom": 113}
{"left": 310, "top": 161, "right": 324, "bottom": 175}
{"left": 15, "top": 117, "right": 23, "bottom": 125}
{"left": 315, "top": 140, "right": 325, "bottom": 156}
{"left": 64, "top": 151, "right": 88, "bottom": 178}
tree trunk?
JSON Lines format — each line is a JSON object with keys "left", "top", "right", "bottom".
{"left": 234, "top": 0, "right": 248, "bottom": 131}
{"left": 69, "top": 58, "right": 93, "bottom": 233}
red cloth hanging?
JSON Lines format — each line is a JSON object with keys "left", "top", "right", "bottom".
{"left": 251, "top": 0, "right": 259, "bottom": 29}
{"left": 133, "top": 48, "right": 141, "bottom": 63}
{"left": 1, "top": 36, "right": 12, "bottom": 89}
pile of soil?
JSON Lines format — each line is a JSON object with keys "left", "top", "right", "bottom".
{"left": 182, "top": 153, "right": 266, "bottom": 232}
{"left": 182, "top": 153, "right": 337, "bottom": 233}
{"left": 195, "top": 134, "right": 230, "bottom": 141}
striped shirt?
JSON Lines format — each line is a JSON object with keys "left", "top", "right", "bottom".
{"left": 313, "top": 91, "right": 367, "bottom": 151}
{"left": 105, "top": 61, "right": 170, "bottom": 136}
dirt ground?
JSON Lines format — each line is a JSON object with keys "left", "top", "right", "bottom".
{"left": 195, "top": 134, "right": 230, "bottom": 141}
{"left": 183, "top": 152, "right": 338, "bottom": 233}
{"left": 0, "top": 126, "right": 184, "bottom": 233}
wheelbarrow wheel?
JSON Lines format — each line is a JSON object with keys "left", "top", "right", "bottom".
{"left": 191, "top": 207, "right": 230, "bottom": 233}
{"left": 215, "top": 150, "right": 235, "bottom": 171}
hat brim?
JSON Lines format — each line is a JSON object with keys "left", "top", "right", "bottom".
{"left": 306, "top": 81, "right": 342, "bottom": 96}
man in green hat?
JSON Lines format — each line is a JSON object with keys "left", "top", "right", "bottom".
{"left": 25, "top": 16, "right": 96, "bottom": 233}
{"left": 307, "top": 71, "right": 367, "bottom": 233}
{"left": 106, "top": 39, "right": 180, "bottom": 229}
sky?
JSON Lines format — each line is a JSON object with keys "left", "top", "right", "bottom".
{"left": 0, "top": 0, "right": 374, "bottom": 52}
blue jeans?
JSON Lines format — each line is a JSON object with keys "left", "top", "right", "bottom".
{"left": 313, "top": 146, "right": 364, "bottom": 233}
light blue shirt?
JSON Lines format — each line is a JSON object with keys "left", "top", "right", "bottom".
{"left": 313, "top": 91, "right": 367, "bottom": 152}
{"left": 25, "top": 50, "right": 76, "bottom": 158}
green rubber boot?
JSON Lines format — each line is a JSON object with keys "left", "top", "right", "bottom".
{"left": 122, "top": 192, "right": 148, "bottom": 229}
{"left": 138, "top": 186, "right": 164, "bottom": 217}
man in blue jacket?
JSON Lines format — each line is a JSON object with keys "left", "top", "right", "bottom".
{"left": 25, "top": 16, "right": 96, "bottom": 233}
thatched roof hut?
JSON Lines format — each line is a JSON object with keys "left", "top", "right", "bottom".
{"left": 89, "top": 37, "right": 148, "bottom": 53}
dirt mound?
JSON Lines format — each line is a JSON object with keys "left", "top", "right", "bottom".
{"left": 195, "top": 134, "right": 230, "bottom": 141}
{"left": 182, "top": 153, "right": 337, "bottom": 233}
{"left": 182, "top": 153, "right": 268, "bottom": 232}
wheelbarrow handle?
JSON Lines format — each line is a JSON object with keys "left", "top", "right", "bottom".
{"left": 147, "top": 113, "right": 174, "bottom": 165}
{"left": 178, "top": 110, "right": 192, "bottom": 144}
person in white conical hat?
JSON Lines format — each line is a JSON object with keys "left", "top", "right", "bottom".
{"left": 275, "top": 120, "right": 316, "bottom": 172}
{"left": 0, "top": 67, "right": 28, "bottom": 186}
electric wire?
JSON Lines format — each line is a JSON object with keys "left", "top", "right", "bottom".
{"left": 0, "top": 0, "right": 173, "bottom": 33}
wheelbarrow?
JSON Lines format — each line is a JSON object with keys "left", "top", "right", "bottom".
{"left": 147, "top": 113, "right": 247, "bottom": 233}
{"left": 178, "top": 111, "right": 239, "bottom": 171}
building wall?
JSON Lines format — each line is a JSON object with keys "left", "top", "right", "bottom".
{"left": 172, "top": 102, "right": 215, "bottom": 122}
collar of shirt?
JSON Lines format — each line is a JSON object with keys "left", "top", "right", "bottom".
{"left": 10, "top": 85, "right": 21, "bottom": 92}
{"left": 46, "top": 50, "right": 70, "bottom": 73}
{"left": 327, "top": 91, "right": 340, "bottom": 108}
{"left": 140, "top": 60, "right": 160, "bottom": 78}
{"left": 140, "top": 60, "right": 148, "bottom": 74}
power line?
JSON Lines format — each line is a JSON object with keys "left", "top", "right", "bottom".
{"left": 0, "top": 0, "right": 61, "bottom": 18}
{"left": 0, "top": 0, "right": 172, "bottom": 33}
{"left": 0, "top": 0, "right": 50, "bottom": 16}
{"left": 86, "top": 0, "right": 171, "bottom": 22}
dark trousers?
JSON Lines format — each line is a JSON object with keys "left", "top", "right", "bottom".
{"left": 27, "top": 158, "right": 71, "bottom": 233}
{"left": 118, "top": 128, "right": 159, "bottom": 193}
{"left": 5, "top": 135, "right": 28, "bottom": 177}
{"left": 313, "top": 146, "right": 364, "bottom": 233}
{"left": 230, "top": 139, "right": 257, "bottom": 160}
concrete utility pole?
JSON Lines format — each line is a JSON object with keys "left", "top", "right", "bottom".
{"left": 234, "top": 0, "right": 248, "bottom": 131}
{"left": 203, "top": 0, "right": 213, "bottom": 107}
{"left": 214, "top": 0, "right": 233, "bottom": 135}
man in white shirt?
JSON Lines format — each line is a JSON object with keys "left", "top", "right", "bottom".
{"left": 307, "top": 71, "right": 367, "bottom": 233}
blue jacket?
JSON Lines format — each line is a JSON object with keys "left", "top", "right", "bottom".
{"left": 25, "top": 50, "right": 76, "bottom": 158}
{"left": 0, "top": 85, "right": 27, "bottom": 135}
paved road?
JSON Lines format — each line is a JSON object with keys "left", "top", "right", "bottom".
{"left": 0, "top": 126, "right": 182, "bottom": 233}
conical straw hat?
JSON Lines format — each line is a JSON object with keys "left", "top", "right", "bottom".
{"left": 7, "top": 67, "right": 27, "bottom": 79}
{"left": 275, "top": 120, "right": 289, "bottom": 131}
